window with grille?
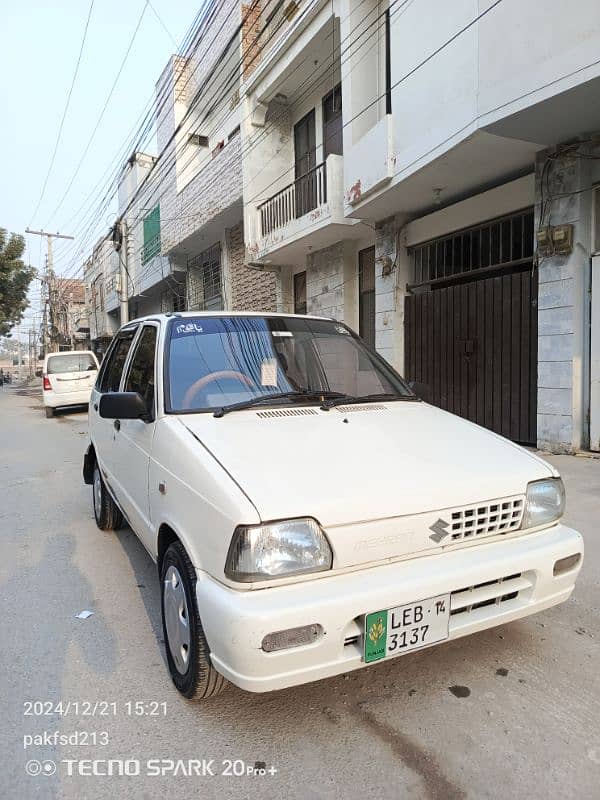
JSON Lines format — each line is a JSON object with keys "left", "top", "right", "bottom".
{"left": 187, "top": 243, "right": 222, "bottom": 311}
{"left": 411, "top": 209, "right": 535, "bottom": 287}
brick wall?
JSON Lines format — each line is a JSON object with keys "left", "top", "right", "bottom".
{"left": 242, "top": 2, "right": 262, "bottom": 78}
{"left": 306, "top": 242, "right": 345, "bottom": 319}
{"left": 227, "top": 222, "right": 278, "bottom": 311}
{"left": 156, "top": 0, "right": 244, "bottom": 254}
{"left": 160, "top": 133, "right": 244, "bottom": 255}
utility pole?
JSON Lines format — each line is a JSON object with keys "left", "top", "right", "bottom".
{"left": 28, "top": 329, "right": 33, "bottom": 377}
{"left": 26, "top": 228, "right": 75, "bottom": 354}
{"left": 16, "top": 326, "right": 22, "bottom": 381}
{"left": 112, "top": 220, "right": 129, "bottom": 325}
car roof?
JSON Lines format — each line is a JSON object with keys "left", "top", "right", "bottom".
{"left": 122, "top": 311, "right": 335, "bottom": 327}
{"left": 45, "top": 350, "right": 96, "bottom": 357}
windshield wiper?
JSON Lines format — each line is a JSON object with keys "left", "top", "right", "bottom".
{"left": 213, "top": 390, "right": 346, "bottom": 417}
{"left": 320, "top": 392, "right": 417, "bottom": 410}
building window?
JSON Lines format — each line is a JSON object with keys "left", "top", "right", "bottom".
{"left": 593, "top": 185, "right": 600, "bottom": 254}
{"left": 142, "top": 205, "right": 161, "bottom": 264}
{"left": 359, "top": 247, "right": 376, "bottom": 347}
{"left": 323, "top": 84, "right": 343, "bottom": 158}
{"left": 188, "top": 243, "right": 222, "bottom": 311}
{"left": 411, "top": 209, "right": 535, "bottom": 287}
{"left": 294, "top": 271, "right": 307, "bottom": 314}
{"left": 385, "top": 8, "right": 392, "bottom": 115}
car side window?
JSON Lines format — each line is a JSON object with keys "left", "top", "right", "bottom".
{"left": 98, "top": 328, "right": 137, "bottom": 393}
{"left": 124, "top": 326, "right": 158, "bottom": 417}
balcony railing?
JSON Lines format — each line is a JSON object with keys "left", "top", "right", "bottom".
{"left": 258, "top": 161, "right": 327, "bottom": 237}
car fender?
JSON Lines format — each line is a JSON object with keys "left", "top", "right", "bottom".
{"left": 149, "top": 417, "right": 261, "bottom": 578}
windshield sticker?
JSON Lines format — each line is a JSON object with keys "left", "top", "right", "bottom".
{"left": 335, "top": 325, "right": 349, "bottom": 335}
{"left": 271, "top": 330, "right": 293, "bottom": 337}
{"left": 174, "top": 322, "right": 204, "bottom": 337}
{"left": 260, "top": 358, "right": 278, "bottom": 387}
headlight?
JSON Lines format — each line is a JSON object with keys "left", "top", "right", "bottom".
{"left": 522, "top": 478, "right": 565, "bottom": 529}
{"left": 225, "top": 518, "right": 333, "bottom": 582}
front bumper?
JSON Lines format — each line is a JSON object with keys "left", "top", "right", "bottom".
{"left": 196, "top": 523, "right": 583, "bottom": 693}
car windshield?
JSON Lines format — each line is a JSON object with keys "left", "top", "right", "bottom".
{"left": 47, "top": 353, "right": 97, "bottom": 374}
{"left": 167, "top": 316, "right": 413, "bottom": 412}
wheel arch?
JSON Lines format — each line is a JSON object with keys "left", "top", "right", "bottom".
{"left": 157, "top": 523, "right": 183, "bottom": 570}
{"left": 156, "top": 522, "right": 207, "bottom": 579}
{"left": 83, "top": 443, "right": 96, "bottom": 485}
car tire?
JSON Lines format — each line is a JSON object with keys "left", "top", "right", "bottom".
{"left": 92, "top": 462, "right": 123, "bottom": 531}
{"left": 161, "top": 541, "right": 228, "bottom": 700}
{"left": 45, "top": 407, "right": 54, "bottom": 418}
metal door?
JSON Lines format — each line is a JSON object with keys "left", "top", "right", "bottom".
{"left": 294, "top": 110, "right": 316, "bottom": 217}
{"left": 405, "top": 268, "right": 538, "bottom": 445}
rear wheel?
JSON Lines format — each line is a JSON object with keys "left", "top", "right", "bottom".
{"left": 92, "top": 463, "right": 123, "bottom": 530}
{"left": 45, "top": 407, "right": 54, "bottom": 418}
{"left": 161, "top": 541, "right": 228, "bottom": 700}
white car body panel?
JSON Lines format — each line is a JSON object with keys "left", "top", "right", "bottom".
{"left": 196, "top": 523, "right": 583, "bottom": 692}
{"left": 179, "top": 402, "right": 556, "bottom": 569}
{"left": 85, "top": 313, "right": 584, "bottom": 694}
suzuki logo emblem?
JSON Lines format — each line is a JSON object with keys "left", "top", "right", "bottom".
{"left": 429, "top": 518, "right": 450, "bottom": 543}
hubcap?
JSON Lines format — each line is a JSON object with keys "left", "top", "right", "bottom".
{"left": 93, "top": 468, "right": 102, "bottom": 516}
{"left": 163, "top": 566, "right": 191, "bottom": 675}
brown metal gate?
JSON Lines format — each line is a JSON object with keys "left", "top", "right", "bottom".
{"left": 404, "top": 211, "right": 537, "bottom": 445}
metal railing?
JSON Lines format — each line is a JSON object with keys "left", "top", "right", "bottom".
{"left": 258, "top": 161, "right": 327, "bottom": 237}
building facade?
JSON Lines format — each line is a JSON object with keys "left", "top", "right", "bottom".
{"left": 83, "top": 0, "right": 600, "bottom": 453}
{"left": 241, "top": 0, "right": 600, "bottom": 453}
{"left": 52, "top": 277, "right": 89, "bottom": 351}
{"left": 83, "top": 237, "right": 120, "bottom": 357}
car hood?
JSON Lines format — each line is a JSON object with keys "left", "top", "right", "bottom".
{"left": 178, "top": 401, "right": 554, "bottom": 528}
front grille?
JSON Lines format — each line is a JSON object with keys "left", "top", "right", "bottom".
{"left": 334, "top": 404, "right": 387, "bottom": 413}
{"left": 449, "top": 496, "right": 524, "bottom": 542}
{"left": 256, "top": 408, "right": 318, "bottom": 418}
{"left": 450, "top": 572, "right": 532, "bottom": 617}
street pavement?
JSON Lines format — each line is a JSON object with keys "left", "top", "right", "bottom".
{"left": 1, "top": 383, "right": 599, "bottom": 800}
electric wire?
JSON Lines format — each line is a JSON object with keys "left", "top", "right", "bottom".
{"left": 43, "top": 0, "right": 152, "bottom": 227}
{"left": 53, "top": 0, "right": 504, "bottom": 308}
{"left": 29, "top": 0, "right": 96, "bottom": 226}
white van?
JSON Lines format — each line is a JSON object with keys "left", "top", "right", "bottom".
{"left": 43, "top": 350, "right": 99, "bottom": 417}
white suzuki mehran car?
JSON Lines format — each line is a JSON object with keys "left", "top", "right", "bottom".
{"left": 43, "top": 350, "right": 99, "bottom": 418}
{"left": 83, "top": 313, "right": 583, "bottom": 700}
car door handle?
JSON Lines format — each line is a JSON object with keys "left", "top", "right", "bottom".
{"left": 114, "top": 419, "right": 120, "bottom": 432}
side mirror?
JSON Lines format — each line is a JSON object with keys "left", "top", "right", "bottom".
{"left": 409, "top": 381, "right": 430, "bottom": 401}
{"left": 99, "top": 392, "right": 149, "bottom": 421}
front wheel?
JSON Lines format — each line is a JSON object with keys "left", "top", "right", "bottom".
{"left": 161, "top": 541, "right": 228, "bottom": 700}
{"left": 92, "top": 463, "right": 123, "bottom": 530}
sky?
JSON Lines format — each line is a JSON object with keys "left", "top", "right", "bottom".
{"left": 0, "top": 0, "right": 197, "bottom": 340}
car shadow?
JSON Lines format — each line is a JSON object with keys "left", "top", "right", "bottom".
{"left": 114, "top": 525, "right": 167, "bottom": 667}
{"left": 53, "top": 405, "right": 89, "bottom": 420}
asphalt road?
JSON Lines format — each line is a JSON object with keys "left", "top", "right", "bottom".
{"left": 1, "top": 384, "right": 599, "bottom": 800}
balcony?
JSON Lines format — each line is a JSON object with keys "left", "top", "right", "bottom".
{"left": 259, "top": 161, "right": 327, "bottom": 236}
{"left": 250, "top": 154, "right": 363, "bottom": 263}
